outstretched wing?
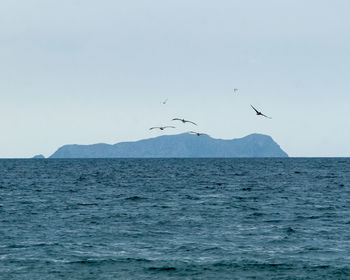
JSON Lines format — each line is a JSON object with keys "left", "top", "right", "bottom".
{"left": 250, "top": 105, "right": 259, "bottom": 114}
{"left": 261, "top": 114, "right": 272, "bottom": 119}
{"left": 185, "top": 120, "right": 197, "bottom": 126}
{"left": 172, "top": 118, "right": 181, "bottom": 121}
{"left": 189, "top": 131, "right": 208, "bottom": 136}
{"left": 149, "top": 127, "right": 159, "bottom": 130}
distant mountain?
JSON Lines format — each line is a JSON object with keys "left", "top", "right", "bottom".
{"left": 50, "top": 133, "right": 288, "bottom": 158}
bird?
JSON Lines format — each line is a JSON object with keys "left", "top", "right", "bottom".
{"left": 189, "top": 131, "right": 209, "bottom": 136}
{"left": 250, "top": 105, "right": 272, "bottom": 119}
{"left": 172, "top": 118, "right": 197, "bottom": 125}
{"left": 162, "top": 98, "right": 168, "bottom": 105}
{"left": 233, "top": 88, "right": 239, "bottom": 94}
{"left": 149, "top": 126, "right": 176, "bottom": 131}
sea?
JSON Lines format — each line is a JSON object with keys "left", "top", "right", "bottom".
{"left": 1, "top": 158, "right": 350, "bottom": 279}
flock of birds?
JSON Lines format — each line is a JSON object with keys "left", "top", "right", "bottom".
{"left": 149, "top": 89, "right": 272, "bottom": 137}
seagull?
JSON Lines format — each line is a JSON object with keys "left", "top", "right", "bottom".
{"left": 189, "top": 131, "right": 209, "bottom": 136}
{"left": 172, "top": 118, "right": 197, "bottom": 125}
{"left": 149, "top": 126, "right": 176, "bottom": 131}
{"left": 250, "top": 105, "right": 272, "bottom": 119}
{"left": 233, "top": 88, "right": 239, "bottom": 94}
{"left": 162, "top": 98, "right": 168, "bottom": 105}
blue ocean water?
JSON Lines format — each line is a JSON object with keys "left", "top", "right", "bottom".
{"left": 1, "top": 158, "right": 350, "bottom": 279}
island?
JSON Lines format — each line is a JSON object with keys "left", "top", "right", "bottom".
{"left": 32, "top": 154, "right": 45, "bottom": 159}
{"left": 49, "top": 133, "right": 288, "bottom": 158}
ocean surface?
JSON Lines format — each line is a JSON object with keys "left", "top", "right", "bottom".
{"left": 1, "top": 158, "right": 350, "bottom": 279}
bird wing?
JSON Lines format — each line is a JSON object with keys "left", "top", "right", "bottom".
{"left": 189, "top": 131, "right": 208, "bottom": 136}
{"left": 185, "top": 120, "right": 197, "bottom": 125}
{"left": 261, "top": 113, "right": 272, "bottom": 119}
{"left": 149, "top": 127, "right": 159, "bottom": 130}
{"left": 250, "top": 105, "right": 259, "bottom": 114}
{"left": 172, "top": 118, "right": 181, "bottom": 121}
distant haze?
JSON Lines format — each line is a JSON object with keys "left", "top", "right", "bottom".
{"left": 1, "top": 0, "right": 349, "bottom": 157}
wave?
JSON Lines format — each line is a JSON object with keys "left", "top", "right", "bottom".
{"left": 66, "top": 257, "right": 153, "bottom": 265}
{"left": 125, "top": 196, "right": 147, "bottom": 201}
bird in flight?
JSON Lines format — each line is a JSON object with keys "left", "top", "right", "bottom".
{"left": 149, "top": 126, "right": 176, "bottom": 131}
{"left": 162, "top": 98, "right": 168, "bottom": 105}
{"left": 189, "top": 131, "right": 209, "bottom": 136}
{"left": 233, "top": 88, "right": 239, "bottom": 94}
{"left": 250, "top": 105, "right": 272, "bottom": 119}
{"left": 172, "top": 118, "right": 197, "bottom": 125}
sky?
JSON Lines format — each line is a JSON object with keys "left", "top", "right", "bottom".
{"left": 1, "top": 0, "right": 350, "bottom": 158}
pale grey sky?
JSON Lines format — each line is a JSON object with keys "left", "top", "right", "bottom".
{"left": 1, "top": 0, "right": 349, "bottom": 157}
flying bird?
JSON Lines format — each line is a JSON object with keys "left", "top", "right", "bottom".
{"left": 250, "top": 105, "right": 272, "bottom": 119}
{"left": 233, "top": 88, "right": 239, "bottom": 94}
{"left": 172, "top": 118, "right": 197, "bottom": 125}
{"left": 189, "top": 131, "right": 209, "bottom": 136}
{"left": 149, "top": 126, "right": 176, "bottom": 131}
{"left": 162, "top": 98, "right": 168, "bottom": 105}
